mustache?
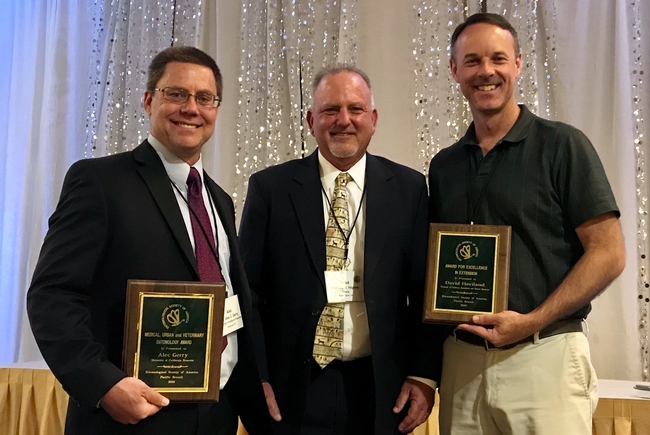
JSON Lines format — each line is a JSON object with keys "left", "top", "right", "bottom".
{"left": 471, "top": 79, "right": 501, "bottom": 86}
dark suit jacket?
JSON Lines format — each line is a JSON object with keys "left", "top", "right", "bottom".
{"left": 239, "top": 151, "right": 443, "bottom": 435}
{"left": 27, "top": 141, "right": 269, "bottom": 435}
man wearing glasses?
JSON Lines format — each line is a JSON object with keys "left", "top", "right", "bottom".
{"left": 27, "top": 46, "right": 269, "bottom": 435}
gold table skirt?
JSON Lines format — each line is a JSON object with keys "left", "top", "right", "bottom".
{"left": 1, "top": 367, "right": 647, "bottom": 435}
{"left": 592, "top": 398, "right": 650, "bottom": 435}
{"left": 0, "top": 365, "right": 68, "bottom": 435}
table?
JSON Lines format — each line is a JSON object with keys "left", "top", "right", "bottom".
{"left": 0, "top": 361, "right": 68, "bottom": 435}
{"left": 592, "top": 380, "right": 650, "bottom": 435}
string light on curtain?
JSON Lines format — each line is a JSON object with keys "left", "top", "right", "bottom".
{"left": 412, "top": 0, "right": 557, "bottom": 175}
{"left": 233, "top": 0, "right": 358, "bottom": 210}
{"left": 339, "top": 1, "right": 358, "bottom": 63}
{"left": 84, "top": 0, "right": 202, "bottom": 158}
{"left": 630, "top": 0, "right": 649, "bottom": 381}
{"left": 412, "top": 1, "right": 468, "bottom": 176}
{"left": 487, "top": 0, "right": 558, "bottom": 119}
{"left": 540, "top": 0, "right": 558, "bottom": 120}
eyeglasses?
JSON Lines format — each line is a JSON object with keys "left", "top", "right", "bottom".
{"left": 154, "top": 87, "right": 221, "bottom": 108}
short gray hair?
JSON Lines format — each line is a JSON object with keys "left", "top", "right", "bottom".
{"left": 311, "top": 64, "right": 374, "bottom": 106}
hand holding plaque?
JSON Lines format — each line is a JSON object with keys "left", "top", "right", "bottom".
{"left": 423, "top": 224, "right": 511, "bottom": 324}
{"left": 123, "top": 280, "right": 226, "bottom": 402}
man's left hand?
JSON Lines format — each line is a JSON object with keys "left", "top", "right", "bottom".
{"left": 458, "top": 310, "right": 541, "bottom": 347}
{"left": 393, "top": 378, "right": 435, "bottom": 433}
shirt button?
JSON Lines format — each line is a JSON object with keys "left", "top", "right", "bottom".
{"left": 311, "top": 310, "right": 320, "bottom": 317}
{"left": 304, "top": 358, "right": 311, "bottom": 364}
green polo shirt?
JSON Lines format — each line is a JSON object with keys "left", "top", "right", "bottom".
{"left": 428, "top": 105, "right": 619, "bottom": 318}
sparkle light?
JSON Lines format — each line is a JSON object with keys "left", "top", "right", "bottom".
{"left": 411, "top": 1, "right": 558, "bottom": 176}
{"left": 234, "top": 1, "right": 358, "bottom": 212}
{"left": 629, "top": 0, "right": 649, "bottom": 381}
{"left": 84, "top": 0, "right": 202, "bottom": 159}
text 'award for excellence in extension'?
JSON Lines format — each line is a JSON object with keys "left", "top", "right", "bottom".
{"left": 423, "top": 224, "right": 511, "bottom": 324}
{"left": 123, "top": 280, "right": 226, "bottom": 401}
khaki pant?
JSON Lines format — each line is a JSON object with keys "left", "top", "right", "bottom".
{"left": 439, "top": 331, "right": 598, "bottom": 435}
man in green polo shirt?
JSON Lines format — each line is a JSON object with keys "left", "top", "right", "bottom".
{"left": 428, "top": 13, "right": 625, "bottom": 435}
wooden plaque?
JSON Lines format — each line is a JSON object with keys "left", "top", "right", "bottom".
{"left": 423, "top": 223, "right": 511, "bottom": 324}
{"left": 123, "top": 280, "right": 226, "bottom": 402}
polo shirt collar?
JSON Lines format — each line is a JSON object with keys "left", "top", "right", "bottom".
{"left": 459, "top": 104, "right": 534, "bottom": 148}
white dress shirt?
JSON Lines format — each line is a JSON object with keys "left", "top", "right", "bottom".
{"left": 319, "top": 151, "right": 371, "bottom": 360}
{"left": 149, "top": 135, "right": 237, "bottom": 389}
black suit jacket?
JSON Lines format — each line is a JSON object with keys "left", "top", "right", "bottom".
{"left": 27, "top": 141, "right": 269, "bottom": 435}
{"left": 239, "top": 151, "right": 443, "bottom": 435}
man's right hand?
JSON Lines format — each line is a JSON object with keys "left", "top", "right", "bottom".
{"left": 100, "top": 377, "right": 169, "bottom": 424}
{"left": 262, "top": 381, "right": 282, "bottom": 422}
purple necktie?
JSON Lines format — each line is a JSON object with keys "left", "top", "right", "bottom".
{"left": 187, "top": 167, "right": 227, "bottom": 352}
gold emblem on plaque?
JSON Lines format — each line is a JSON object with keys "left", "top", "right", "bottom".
{"left": 455, "top": 240, "right": 479, "bottom": 261}
{"left": 161, "top": 304, "right": 190, "bottom": 329}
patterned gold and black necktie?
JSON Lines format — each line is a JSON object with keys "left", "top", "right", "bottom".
{"left": 313, "top": 172, "right": 351, "bottom": 368}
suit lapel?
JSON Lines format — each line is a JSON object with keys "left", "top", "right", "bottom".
{"left": 364, "top": 154, "right": 394, "bottom": 286}
{"left": 132, "top": 141, "right": 199, "bottom": 278}
{"left": 289, "top": 152, "right": 327, "bottom": 290}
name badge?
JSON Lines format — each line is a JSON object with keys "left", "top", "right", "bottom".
{"left": 325, "top": 270, "right": 358, "bottom": 303}
{"left": 222, "top": 295, "right": 244, "bottom": 336}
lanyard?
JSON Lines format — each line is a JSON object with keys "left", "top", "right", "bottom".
{"left": 466, "top": 146, "right": 505, "bottom": 224}
{"left": 170, "top": 178, "right": 224, "bottom": 272}
{"left": 321, "top": 177, "right": 366, "bottom": 262}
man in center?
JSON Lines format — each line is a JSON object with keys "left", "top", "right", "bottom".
{"left": 239, "top": 64, "right": 443, "bottom": 434}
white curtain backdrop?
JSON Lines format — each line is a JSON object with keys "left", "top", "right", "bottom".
{"left": 551, "top": 0, "right": 644, "bottom": 380}
{"left": 232, "top": 0, "right": 359, "bottom": 212}
{"left": 0, "top": 0, "right": 96, "bottom": 364}
{"left": 1, "top": 0, "right": 648, "bottom": 382}
{"left": 0, "top": 0, "right": 202, "bottom": 364}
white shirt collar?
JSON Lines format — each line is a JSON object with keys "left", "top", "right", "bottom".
{"left": 318, "top": 150, "right": 366, "bottom": 192}
{"left": 148, "top": 134, "right": 204, "bottom": 191}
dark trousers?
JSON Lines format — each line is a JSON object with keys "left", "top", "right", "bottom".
{"left": 65, "top": 383, "right": 237, "bottom": 435}
{"left": 300, "top": 356, "right": 375, "bottom": 435}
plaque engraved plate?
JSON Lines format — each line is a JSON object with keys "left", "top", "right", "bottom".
{"left": 423, "top": 224, "right": 511, "bottom": 324}
{"left": 123, "top": 280, "right": 226, "bottom": 402}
